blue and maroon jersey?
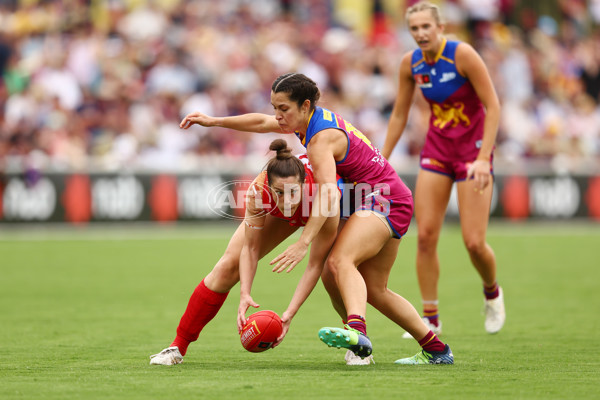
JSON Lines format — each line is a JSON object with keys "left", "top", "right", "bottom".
{"left": 295, "top": 107, "right": 413, "bottom": 237}
{"left": 295, "top": 106, "right": 411, "bottom": 200}
{"left": 411, "top": 38, "right": 486, "bottom": 161}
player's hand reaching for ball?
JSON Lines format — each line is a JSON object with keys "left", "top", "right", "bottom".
{"left": 237, "top": 294, "right": 260, "bottom": 333}
{"left": 180, "top": 112, "right": 218, "bottom": 129}
{"left": 272, "top": 310, "right": 293, "bottom": 348}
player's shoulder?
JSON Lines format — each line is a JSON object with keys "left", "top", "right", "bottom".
{"left": 453, "top": 41, "right": 483, "bottom": 75}
{"left": 307, "top": 107, "right": 328, "bottom": 130}
{"left": 312, "top": 106, "right": 334, "bottom": 124}
{"left": 255, "top": 170, "right": 268, "bottom": 183}
{"left": 403, "top": 49, "right": 417, "bottom": 60}
{"left": 401, "top": 51, "right": 416, "bottom": 67}
{"left": 454, "top": 41, "right": 478, "bottom": 58}
{"left": 406, "top": 48, "right": 421, "bottom": 65}
{"left": 307, "top": 108, "right": 340, "bottom": 138}
{"left": 249, "top": 171, "right": 268, "bottom": 198}
{"left": 400, "top": 51, "right": 417, "bottom": 77}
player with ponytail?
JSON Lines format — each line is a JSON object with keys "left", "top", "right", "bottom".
{"left": 179, "top": 72, "right": 454, "bottom": 365}
{"left": 150, "top": 139, "right": 339, "bottom": 365}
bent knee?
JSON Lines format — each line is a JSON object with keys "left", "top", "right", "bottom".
{"left": 325, "top": 253, "right": 352, "bottom": 277}
{"left": 321, "top": 266, "right": 335, "bottom": 286}
{"left": 463, "top": 237, "right": 487, "bottom": 256}
{"left": 325, "top": 257, "right": 340, "bottom": 278}
{"left": 217, "top": 250, "right": 240, "bottom": 273}
{"left": 365, "top": 285, "right": 387, "bottom": 307}
{"left": 209, "top": 254, "right": 240, "bottom": 288}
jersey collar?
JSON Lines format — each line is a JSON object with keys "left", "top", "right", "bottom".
{"left": 295, "top": 108, "right": 316, "bottom": 146}
{"left": 425, "top": 37, "right": 447, "bottom": 64}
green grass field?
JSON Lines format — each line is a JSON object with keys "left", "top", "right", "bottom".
{"left": 1, "top": 222, "right": 599, "bottom": 399}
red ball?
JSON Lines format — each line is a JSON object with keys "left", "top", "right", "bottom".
{"left": 240, "top": 310, "right": 283, "bottom": 353}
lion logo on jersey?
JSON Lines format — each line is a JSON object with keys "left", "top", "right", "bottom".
{"left": 432, "top": 102, "right": 471, "bottom": 129}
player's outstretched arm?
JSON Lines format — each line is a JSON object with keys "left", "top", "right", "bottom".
{"left": 237, "top": 180, "right": 268, "bottom": 332}
{"left": 273, "top": 215, "right": 339, "bottom": 347}
{"left": 180, "top": 112, "right": 288, "bottom": 133}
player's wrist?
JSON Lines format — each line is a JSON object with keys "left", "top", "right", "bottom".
{"left": 297, "top": 235, "right": 311, "bottom": 247}
{"left": 212, "top": 117, "right": 224, "bottom": 127}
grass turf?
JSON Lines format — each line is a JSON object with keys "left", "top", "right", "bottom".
{"left": 0, "top": 222, "right": 598, "bottom": 399}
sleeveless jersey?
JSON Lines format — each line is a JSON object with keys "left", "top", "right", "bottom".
{"left": 296, "top": 107, "right": 411, "bottom": 200}
{"left": 411, "top": 38, "right": 486, "bottom": 161}
{"left": 295, "top": 107, "right": 413, "bottom": 238}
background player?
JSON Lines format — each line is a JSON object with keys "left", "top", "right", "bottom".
{"left": 381, "top": 1, "right": 505, "bottom": 337}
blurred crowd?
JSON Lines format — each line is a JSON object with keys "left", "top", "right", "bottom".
{"left": 0, "top": 0, "right": 599, "bottom": 174}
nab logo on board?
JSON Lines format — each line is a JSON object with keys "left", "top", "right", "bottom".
{"left": 178, "top": 176, "right": 224, "bottom": 219}
{"left": 92, "top": 176, "right": 144, "bottom": 220}
{"left": 2, "top": 177, "right": 56, "bottom": 221}
{"left": 1, "top": 172, "right": 599, "bottom": 223}
{"left": 530, "top": 177, "right": 580, "bottom": 218}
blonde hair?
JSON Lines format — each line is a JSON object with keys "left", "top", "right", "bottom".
{"left": 405, "top": 1, "right": 443, "bottom": 26}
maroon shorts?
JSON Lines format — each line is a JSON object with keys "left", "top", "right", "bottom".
{"left": 358, "top": 191, "right": 414, "bottom": 239}
{"left": 420, "top": 155, "right": 494, "bottom": 181}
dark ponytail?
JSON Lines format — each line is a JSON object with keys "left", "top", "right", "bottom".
{"left": 266, "top": 139, "right": 306, "bottom": 184}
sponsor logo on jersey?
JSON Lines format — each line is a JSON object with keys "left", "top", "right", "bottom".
{"left": 415, "top": 73, "right": 432, "bottom": 88}
{"left": 439, "top": 72, "right": 456, "bottom": 83}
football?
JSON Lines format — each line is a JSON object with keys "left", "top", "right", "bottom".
{"left": 240, "top": 310, "right": 283, "bottom": 352}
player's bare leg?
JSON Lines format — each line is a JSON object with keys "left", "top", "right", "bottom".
{"left": 320, "top": 219, "right": 348, "bottom": 321}
{"left": 318, "top": 212, "right": 389, "bottom": 358}
{"left": 409, "top": 169, "right": 453, "bottom": 337}
{"left": 205, "top": 217, "right": 299, "bottom": 292}
{"left": 323, "top": 258, "right": 376, "bottom": 365}
{"left": 456, "top": 179, "right": 496, "bottom": 285}
{"left": 321, "top": 266, "right": 347, "bottom": 321}
{"left": 327, "top": 212, "right": 390, "bottom": 319}
{"left": 359, "top": 239, "right": 428, "bottom": 340}
{"left": 457, "top": 178, "right": 505, "bottom": 333}
{"left": 318, "top": 221, "right": 374, "bottom": 365}
{"left": 358, "top": 237, "right": 452, "bottom": 364}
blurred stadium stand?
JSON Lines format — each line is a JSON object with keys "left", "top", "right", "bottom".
{"left": 0, "top": 0, "right": 599, "bottom": 223}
